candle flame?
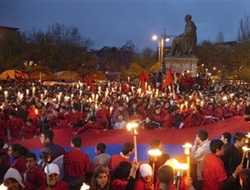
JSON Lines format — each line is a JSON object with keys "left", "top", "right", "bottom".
{"left": 126, "top": 122, "right": 138, "bottom": 131}
{"left": 80, "top": 183, "right": 90, "bottom": 190}
{"left": 148, "top": 149, "right": 162, "bottom": 157}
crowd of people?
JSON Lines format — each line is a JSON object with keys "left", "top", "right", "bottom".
{"left": 1, "top": 129, "right": 250, "bottom": 190}
{"left": 1, "top": 74, "right": 250, "bottom": 189}
{"left": 0, "top": 74, "right": 250, "bottom": 142}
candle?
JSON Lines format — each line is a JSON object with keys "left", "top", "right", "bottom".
{"left": 127, "top": 122, "right": 139, "bottom": 160}
{"left": 32, "top": 86, "right": 36, "bottom": 96}
{"left": 26, "top": 89, "right": 29, "bottom": 95}
{"left": 80, "top": 183, "right": 90, "bottom": 190}
{"left": 4, "top": 91, "right": 8, "bottom": 100}
{"left": 128, "top": 76, "right": 130, "bottom": 83}
{"left": 241, "top": 146, "right": 250, "bottom": 165}
{"left": 35, "top": 108, "right": 38, "bottom": 115}
{"left": 0, "top": 184, "right": 7, "bottom": 190}
{"left": 183, "top": 143, "right": 193, "bottom": 177}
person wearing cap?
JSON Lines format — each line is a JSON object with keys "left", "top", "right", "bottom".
{"left": 7, "top": 111, "right": 24, "bottom": 141}
{"left": 134, "top": 163, "right": 154, "bottom": 190}
{"left": 3, "top": 168, "right": 30, "bottom": 190}
{"left": 21, "top": 119, "right": 37, "bottom": 140}
{"left": 64, "top": 137, "right": 91, "bottom": 190}
{"left": 38, "top": 163, "right": 70, "bottom": 190}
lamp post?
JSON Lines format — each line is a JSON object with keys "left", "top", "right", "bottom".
{"left": 127, "top": 122, "right": 139, "bottom": 161}
{"left": 152, "top": 29, "right": 170, "bottom": 64}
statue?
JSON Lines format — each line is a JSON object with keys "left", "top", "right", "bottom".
{"left": 169, "top": 14, "right": 197, "bottom": 57}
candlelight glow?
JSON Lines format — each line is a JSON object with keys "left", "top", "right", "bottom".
{"left": 222, "top": 96, "right": 227, "bottom": 101}
{"left": 165, "top": 158, "right": 179, "bottom": 169}
{"left": 246, "top": 132, "right": 250, "bottom": 138}
{"left": 0, "top": 184, "right": 7, "bottom": 190}
{"left": 242, "top": 146, "right": 250, "bottom": 152}
{"left": 183, "top": 143, "right": 193, "bottom": 154}
{"left": 148, "top": 149, "right": 162, "bottom": 157}
{"left": 126, "top": 122, "right": 139, "bottom": 131}
{"left": 80, "top": 183, "right": 90, "bottom": 190}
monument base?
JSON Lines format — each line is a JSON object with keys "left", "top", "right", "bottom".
{"left": 164, "top": 57, "right": 198, "bottom": 76}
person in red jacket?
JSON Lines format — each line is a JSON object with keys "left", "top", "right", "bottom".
{"left": 64, "top": 136, "right": 91, "bottom": 190}
{"left": 191, "top": 105, "right": 205, "bottom": 127}
{"left": 38, "top": 163, "right": 70, "bottom": 190}
{"left": 8, "top": 143, "right": 29, "bottom": 176}
{"left": 96, "top": 103, "right": 110, "bottom": 131}
{"left": 21, "top": 119, "right": 37, "bottom": 140}
{"left": 221, "top": 102, "right": 234, "bottom": 120}
{"left": 202, "top": 139, "right": 243, "bottom": 190}
{"left": 0, "top": 138, "right": 10, "bottom": 184}
{"left": 68, "top": 105, "right": 83, "bottom": 128}
{"left": 0, "top": 116, "right": 7, "bottom": 137}
{"left": 24, "top": 152, "right": 45, "bottom": 189}
{"left": 134, "top": 163, "right": 154, "bottom": 190}
{"left": 7, "top": 111, "right": 24, "bottom": 141}
{"left": 108, "top": 142, "right": 134, "bottom": 171}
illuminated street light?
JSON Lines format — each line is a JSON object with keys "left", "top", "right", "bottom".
{"left": 152, "top": 29, "right": 170, "bottom": 64}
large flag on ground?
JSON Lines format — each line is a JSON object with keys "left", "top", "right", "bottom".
{"left": 139, "top": 69, "right": 150, "bottom": 93}
{"left": 86, "top": 75, "right": 95, "bottom": 93}
{"left": 162, "top": 66, "right": 174, "bottom": 89}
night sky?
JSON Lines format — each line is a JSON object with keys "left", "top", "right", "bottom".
{"left": 0, "top": 0, "right": 250, "bottom": 50}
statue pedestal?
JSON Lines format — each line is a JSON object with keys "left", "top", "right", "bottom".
{"left": 164, "top": 57, "right": 198, "bottom": 76}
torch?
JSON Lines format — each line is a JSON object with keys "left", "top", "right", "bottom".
{"left": 182, "top": 143, "right": 193, "bottom": 177}
{"left": 148, "top": 148, "right": 162, "bottom": 185}
{"left": 127, "top": 122, "right": 139, "bottom": 161}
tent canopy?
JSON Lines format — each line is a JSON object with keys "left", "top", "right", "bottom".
{"left": 89, "top": 71, "right": 107, "bottom": 81}
{"left": 29, "top": 71, "right": 56, "bottom": 80}
{"left": 55, "top": 71, "right": 80, "bottom": 80}
{"left": 0, "top": 70, "right": 28, "bottom": 80}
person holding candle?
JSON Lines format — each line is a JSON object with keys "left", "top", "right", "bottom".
{"left": 223, "top": 132, "right": 246, "bottom": 190}
{"left": 203, "top": 139, "right": 243, "bottom": 190}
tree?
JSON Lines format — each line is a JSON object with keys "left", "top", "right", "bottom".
{"left": 22, "top": 23, "right": 96, "bottom": 72}
{"left": 216, "top": 31, "right": 225, "bottom": 43}
{"left": 237, "top": 13, "right": 250, "bottom": 43}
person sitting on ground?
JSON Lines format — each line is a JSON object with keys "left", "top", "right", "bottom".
{"left": 113, "top": 114, "right": 127, "bottom": 129}
{"left": 91, "top": 143, "right": 111, "bottom": 172}
{"left": 21, "top": 119, "right": 37, "bottom": 140}
{"left": 7, "top": 111, "right": 24, "bottom": 141}
{"left": 24, "top": 152, "right": 45, "bottom": 189}
{"left": 73, "top": 116, "right": 103, "bottom": 134}
{"left": 38, "top": 163, "right": 70, "bottom": 190}
{"left": 108, "top": 142, "right": 134, "bottom": 171}
{"left": 90, "top": 166, "right": 111, "bottom": 190}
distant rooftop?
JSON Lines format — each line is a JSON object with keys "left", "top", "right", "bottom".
{"left": 0, "top": 25, "right": 19, "bottom": 31}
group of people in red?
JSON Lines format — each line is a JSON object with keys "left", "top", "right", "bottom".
{"left": 1, "top": 128, "right": 250, "bottom": 190}
{"left": 1, "top": 78, "right": 250, "bottom": 142}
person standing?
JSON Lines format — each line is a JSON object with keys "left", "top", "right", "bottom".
{"left": 91, "top": 143, "right": 111, "bottom": 172}
{"left": 203, "top": 139, "right": 242, "bottom": 190}
{"left": 64, "top": 136, "right": 91, "bottom": 190}
{"left": 220, "top": 132, "right": 232, "bottom": 148}
{"left": 191, "top": 130, "right": 211, "bottom": 190}
{"left": 223, "top": 132, "right": 246, "bottom": 190}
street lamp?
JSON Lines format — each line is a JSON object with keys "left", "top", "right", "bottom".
{"left": 152, "top": 29, "right": 170, "bottom": 64}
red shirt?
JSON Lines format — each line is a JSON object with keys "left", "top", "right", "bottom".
{"left": 12, "top": 155, "right": 27, "bottom": 174}
{"left": 38, "top": 181, "right": 70, "bottom": 190}
{"left": 25, "top": 166, "right": 45, "bottom": 189}
{"left": 68, "top": 111, "right": 83, "bottom": 124}
{"left": 108, "top": 154, "right": 132, "bottom": 171}
{"left": 111, "top": 179, "right": 128, "bottom": 190}
{"left": 134, "top": 178, "right": 153, "bottom": 190}
{"left": 203, "top": 153, "right": 227, "bottom": 190}
{"left": 7, "top": 117, "right": 24, "bottom": 137}
{"left": 64, "top": 149, "right": 91, "bottom": 178}
{"left": 0, "top": 119, "right": 7, "bottom": 136}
